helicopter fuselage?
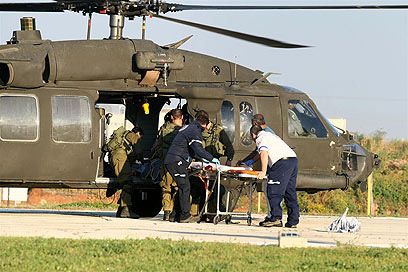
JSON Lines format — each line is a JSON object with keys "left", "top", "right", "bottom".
{"left": 0, "top": 34, "right": 378, "bottom": 215}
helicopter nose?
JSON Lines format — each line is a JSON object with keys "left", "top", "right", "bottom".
{"left": 341, "top": 143, "right": 378, "bottom": 188}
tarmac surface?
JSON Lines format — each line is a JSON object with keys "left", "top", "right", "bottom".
{"left": 0, "top": 208, "right": 407, "bottom": 248}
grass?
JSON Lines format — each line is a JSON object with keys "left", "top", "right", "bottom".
{"left": 39, "top": 201, "right": 117, "bottom": 210}
{"left": 0, "top": 237, "right": 407, "bottom": 271}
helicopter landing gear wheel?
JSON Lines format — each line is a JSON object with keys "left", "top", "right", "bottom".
{"left": 130, "top": 187, "right": 162, "bottom": 218}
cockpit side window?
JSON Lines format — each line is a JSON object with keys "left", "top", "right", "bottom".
{"left": 287, "top": 100, "right": 328, "bottom": 138}
{"left": 221, "top": 100, "right": 235, "bottom": 144}
{"left": 239, "top": 101, "right": 254, "bottom": 146}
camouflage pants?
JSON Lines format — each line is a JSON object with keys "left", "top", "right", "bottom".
{"left": 110, "top": 149, "right": 133, "bottom": 207}
{"left": 160, "top": 170, "right": 178, "bottom": 212}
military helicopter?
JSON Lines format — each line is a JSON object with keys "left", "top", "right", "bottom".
{"left": 0, "top": 0, "right": 399, "bottom": 217}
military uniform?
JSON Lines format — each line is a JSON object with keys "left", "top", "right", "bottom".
{"left": 107, "top": 127, "right": 142, "bottom": 218}
{"left": 201, "top": 122, "right": 234, "bottom": 162}
{"left": 153, "top": 121, "right": 181, "bottom": 217}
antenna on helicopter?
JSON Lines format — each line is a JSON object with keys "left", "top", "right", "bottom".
{"left": 141, "top": 15, "right": 146, "bottom": 40}
{"left": 86, "top": 12, "right": 92, "bottom": 40}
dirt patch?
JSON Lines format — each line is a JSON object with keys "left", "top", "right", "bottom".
{"left": 25, "top": 189, "right": 109, "bottom": 206}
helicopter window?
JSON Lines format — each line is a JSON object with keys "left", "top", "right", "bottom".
{"left": 239, "top": 101, "right": 254, "bottom": 146}
{"left": 0, "top": 95, "right": 38, "bottom": 141}
{"left": 52, "top": 96, "right": 91, "bottom": 143}
{"left": 221, "top": 100, "right": 235, "bottom": 143}
{"left": 288, "top": 100, "right": 328, "bottom": 138}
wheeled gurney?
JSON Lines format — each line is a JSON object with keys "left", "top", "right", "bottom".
{"left": 189, "top": 162, "right": 263, "bottom": 225}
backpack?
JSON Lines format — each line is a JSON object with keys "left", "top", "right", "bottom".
{"left": 103, "top": 126, "right": 129, "bottom": 152}
{"left": 150, "top": 122, "right": 180, "bottom": 160}
{"left": 202, "top": 124, "right": 225, "bottom": 157}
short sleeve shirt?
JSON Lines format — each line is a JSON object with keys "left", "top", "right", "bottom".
{"left": 263, "top": 126, "right": 275, "bottom": 134}
{"left": 256, "top": 131, "right": 296, "bottom": 167}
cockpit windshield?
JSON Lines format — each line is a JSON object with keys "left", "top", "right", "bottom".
{"left": 317, "top": 109, "right": 342, "bottom": 137}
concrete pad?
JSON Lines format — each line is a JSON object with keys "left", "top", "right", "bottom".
{"left": 0, "top": 209, "right": 407, "bottom": 248}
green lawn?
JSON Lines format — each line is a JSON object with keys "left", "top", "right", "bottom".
{"left": 0, "top": 237, "right": 407, "bottom": 271}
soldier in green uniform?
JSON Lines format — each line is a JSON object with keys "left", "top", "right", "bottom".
{"left": 105, "top": 126, "right": 144, "bottom": 218}
{"left": 193, "top": 110, "right": 235, "bottom": 218}
{"left": 201, "top": 120, "right": 234, "bottom": 166}
{"left": 151, "top": 109, "right": 183, "bottom": 220}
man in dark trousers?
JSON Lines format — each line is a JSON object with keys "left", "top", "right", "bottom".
{"left": 164, "top": 110, "right": 220, "bottom": 223}
{"left": 250, "top": 124, "right": 300, "bottom": 228}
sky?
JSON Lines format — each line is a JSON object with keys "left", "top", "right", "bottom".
{"left": 0, "top": 0, "right": 407, "bottom": 139}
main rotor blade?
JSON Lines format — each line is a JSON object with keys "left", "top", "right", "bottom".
{"left": 0, "top": 3, "right": 64, "bottom": 12}
{"left": 163, "top": 4, "right": 408, "bottom": 12}
{"left": 154, "top": 14, "right": 308, "bottom": 49}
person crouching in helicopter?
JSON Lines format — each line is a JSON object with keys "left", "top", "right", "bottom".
{"left": 150, "top": 109, "right": 184, "bottom": 221}
{"left": 249, "top": 124, "right": 300, "bottom": 228}
{"left": 104, "top": 126, "right": 144, "bottom": 218}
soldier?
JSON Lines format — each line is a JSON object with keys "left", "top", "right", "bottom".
{"left": 200, "top": 113, "right": 235, "bottom": 166}
{"left": 105, "top": 126, "right": 144, "bottom": 218}
{"left": 151, "top": 109, "right": 184, "bottom": 221}
{"left": 288, "top": 103, "right": 307, "bottom": 137}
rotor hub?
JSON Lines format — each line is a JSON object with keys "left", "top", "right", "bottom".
{"left": 109, "top": 14, "right": 125, "bottom": 39}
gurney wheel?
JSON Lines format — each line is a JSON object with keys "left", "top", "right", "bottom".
{"left": 247, "top": 217, "right": 252, "bottom": 226}
{"left": 225, "top": 215, "right": 232, "bottom": 224}
{"left": 213, "top": 215, "right": 220, "bottom": 225}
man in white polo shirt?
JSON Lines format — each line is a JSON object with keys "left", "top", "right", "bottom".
{"left": 250, "top": 125, "right": 300, "bottom": 228}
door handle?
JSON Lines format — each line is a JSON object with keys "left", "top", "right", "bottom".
{"left": 90, "top": 151, "right": 94, "bottom": 160}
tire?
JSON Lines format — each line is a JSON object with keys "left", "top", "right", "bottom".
{"left": 130, "top": 187, "right": 162, "bottom": 217}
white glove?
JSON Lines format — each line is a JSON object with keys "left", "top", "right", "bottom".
{"left": 211, "top": 158, "right": 221, "bottom": 165}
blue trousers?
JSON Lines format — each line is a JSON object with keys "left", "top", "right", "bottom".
{"left": 165, "top": 160, "right": 191, "bottom": 220}
{"left": 266, "top": 157, "right": 300, "bottom": 225}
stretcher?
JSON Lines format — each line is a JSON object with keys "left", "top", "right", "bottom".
{"left": 189, "top": 162, "right": 261, "bottom": 225}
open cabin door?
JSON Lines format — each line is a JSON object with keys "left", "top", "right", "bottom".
{"left": 0, "top": 88, "right": 101, "bottom": 186}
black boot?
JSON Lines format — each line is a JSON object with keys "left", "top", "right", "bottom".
{"left": 169, "top": 211, "right": 179, "bottom": 222}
